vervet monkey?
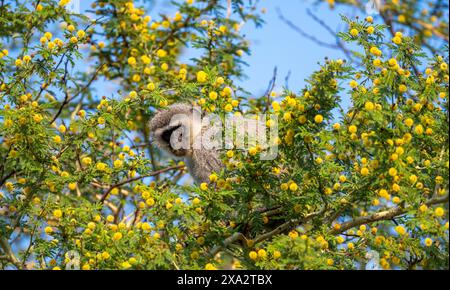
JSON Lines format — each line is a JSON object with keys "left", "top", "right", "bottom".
{"left": 149, "top": 103, "right": 223, "bottom": 184}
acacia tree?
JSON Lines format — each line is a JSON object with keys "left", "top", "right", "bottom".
{"left": 0, "top": 0, "right": 448, "bottom": 270}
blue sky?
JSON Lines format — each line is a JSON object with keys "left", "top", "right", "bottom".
{"left": 76, "top": 0, "right": 367, "bottom": 98}
{"left": 237, "top": 0, "right": 353, "bottom": 96}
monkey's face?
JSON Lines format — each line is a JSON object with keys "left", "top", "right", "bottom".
{"left": 149, "top": 103, "right": 223, "bottom": 184}
{"left": 150, "top": 104, "right": 201, "bottom": 158}
{"left": 157, "top": 121, "right": 189, "bottom": 157}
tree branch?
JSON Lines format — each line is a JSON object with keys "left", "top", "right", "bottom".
{"left": 210, "top": 232, "right": 246, "bottom": 257}
{"left": 330, "top": 195, "right": 449, "bottom": 235}
{"left": 253, "top": 208, "right": 324, "bottom": 244}
{"left": 0, "top": 237, "right": 22, "bottom": 269}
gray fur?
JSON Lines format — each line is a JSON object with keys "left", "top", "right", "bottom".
{"left": 149, "top": 103, "right": 223, "bottom": 184}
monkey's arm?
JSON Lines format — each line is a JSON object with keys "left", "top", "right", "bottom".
{"left": 187, "top": 149, "right": 223, "bottom": 184}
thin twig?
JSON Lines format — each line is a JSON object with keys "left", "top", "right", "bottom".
{"left": 276, "top": 7, "right": 340, "bottom": 49}
{"left": 330, "top": 195, "right": 449, "bottom": 235}
{"left": 263, "top": 66, "right": 277, "bottom": 113}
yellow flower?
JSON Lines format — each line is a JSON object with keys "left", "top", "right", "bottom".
{"left": 348, "top": 125, "right": 357, "bottom": 134}
{"left": 113, "top": 159, "right": 123, "bottom": 168}
{"left": 333, "top": 223, "right": 341, "bottom": 231}
{"left": 257, "top": 249, "right": 267, "bottom": 259}
{"left": 288, "top": 230, "right": 298, "bottom": 239}
{"left": 101, "top": 252, "right": 110, "bottom": 260}
{"left": 146, "top": 198, "right": 155, "bottom": 206}
{"left": 59, "top": 0, "right": 70, "bottom": 6}
{"left": 82, "top": 157, "right": 92, "bottom": 165}
{"left": 365, "top": 101, "right": 374, "bottom": 111}
{"left": 273, "top": 250, "right": 281, "bottom": 259}
{"left": 68, "top": 182, "right": 77, "bottom": 190}
{"left": 197, "top": 237, "right": 205, "bottom": 245}
{"left": 350, "top": 28, "right": 359, "bottom": 37}
{"left": 283, "top": 112, "right": 292, "bottom": 122}
{"left": 224, "top": 104, "right": 233, "bottom": 112}
{"left": 45, "top": 226, "right": 53, "bottom": 235}
{"left": 96, "top": 162, "right": 107, "bottom": 171}
{"left": 314, "top": 114, "right": 324, "bottom": 124}
{"left": 112, "top": 232, "right": 123, "bottom": 241}
{"left": 349, "top": 80, "right": 358, "bottom": 88}
{"left": 70, "top": 36, "right": 78, "bottom": 44}
{"left": 373, "top": 59, "right": 382, "bottom": 67}
{"left": 209, "top": 91, "right": 218, "bottom": 100}
{"left": 53, "top": 135, "right": 62, "bottom": 143}
{"left": 392, "top": 36, "right": 402, "bottom": 44}
{"left": 156, "top": 49, "right": 167, "bottom": 58}
{"left": 53, "top": 209, "right": 62, "bottom": 219}
{"left": 404, "top": 118, "right": 414, "bottom": 127}
{"left": 434, "top": 207, "right": 444, "bottom": 217}
{"left": 378, "top": 189, "right": 389, "bottom": 198}
{"left": 414, "top": 125, "right": 424, "bottom": 135}
{"left": 360, "top": 167, "right": 369, "bottom": 176}
{"left": 332, "top": 123, "right": 341, "bottom": 130}
{"left": 388, "top": 167, "right": 397, "bottom": 177}
{"left": 366, "top": 26, "right": 374, "bottom": 34}
{"left": 121, "top": 261, "right": 132, "bottom": 269}
{"left": 141, "top": 222, "right": 151, "bottom": 231}
{"left": 409, "top": 175, "right": 418, "bottom": 184}
{"left": 395, "top": 225, "right": 406, "bottom": 235}
{"left": 192, "top": 197, "right": 200, "bottom": 205}
{"left": 106, "top": 215, "right": 114, "bottom": 223}
{"left": 77, "top": 30, "right": 85, "bottom": 38}
{"left": 205, "top": 263, "right": 217, "bottom": 270}
{"left": 271, "top": 101, "right": 280, "bottom": 112}
{"left": 127, "top": 57, "right": 137, "bottom": 66}
{"left": 249, "top": 251, "right": 258, "bottom": 260}
{"left": 58, "top": 125, "right": 66, "bottom": 133}
{"left": 424, "top": 238, "right": 433, "bottom": 247}
{"left": 200, "top": 183, "right": 208, "bottom": 191}
{"left": 289, "top": 182, "right": 298, "bottom": 192}
{"left": 78, "top": 110, "right": 86, "bottom": 118}
{"left": 209, "top": 173, "right": 218, "bottom": 183}
{"left": 398, "top": 84, "right": 407, "bottom": 93}
{"left": 248, "top": 147, "right": 258, "bottom": 156}
{"left": 197, "top": 70, "right": 207, "bottom": 83}
{"left": 392, "top": 196, "right": 400, "bottom": 204}
{"left": 388, "top": 58, "right": 397, "bottom": 67}
{"left": 23, "top": 55, "right": 31, "bottom": 63}
{"left": 33, "top": 114, "right": 43, "bottom": 123}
